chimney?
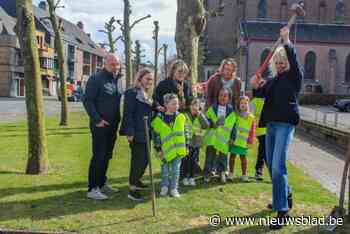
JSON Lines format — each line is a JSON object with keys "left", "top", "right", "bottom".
{"left": 77, "top": 21, "right": 84, "bottom": 31}
{"left": 38, "top": 1, "right": 48, "bottom": 11}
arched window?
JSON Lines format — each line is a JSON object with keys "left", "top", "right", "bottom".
{"left": 345, "top": 55, "right": 350, "bottom": 83}
{"left": 304, "top": 51, "right": 317, "bottom": 80}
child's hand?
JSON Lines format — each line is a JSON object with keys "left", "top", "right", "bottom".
{"left": 229, "top": 140, "right": 235, "bottom": 146}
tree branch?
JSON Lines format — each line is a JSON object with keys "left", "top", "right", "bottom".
{"left": 98, "top": 29, "right": 108, "bottom": 34}
{"left": 130, "top": 14, "right": 151, "bottom": 29}
{"left": 113, "top": 36, "right": 123, "bottom": 44}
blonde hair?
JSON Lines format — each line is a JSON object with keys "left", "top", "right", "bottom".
{"left": 134, "top": 68, "right": 153, "bottom": 88}
{"left": 238, "top": 95, "right": 251, "bottom": 113}
{"left": 271, "top": 46, "right": 290, "bottom": 77}
{"left": 218, "top": 58, "right": 237, "bottom": 75}
{"left": 168, "top": 59, "right": 189, "bottom": 80}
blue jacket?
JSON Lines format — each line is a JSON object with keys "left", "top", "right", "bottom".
{"left": 208, "top": 104, "right": 236, "bottom": 141}
{"left": 254, "top": 43, "right": 303, "bottom": 127}
{"left": 83, "top": 69, "right": 122, "bottom": 125}
{"left": 119, "top": 87, "right": 153, "bottom": 143}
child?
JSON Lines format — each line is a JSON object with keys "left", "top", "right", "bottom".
{"left": 152, "top": 93, "right": 188, "bottom": 198}
{"left": 203, "top": 88, "right": 237, "bottom": 183}
{"left": 182, "top": 98, "right": 210, "bottom": 186}
{"left": 228, "top": 96, "right": 256, "bottom": 182}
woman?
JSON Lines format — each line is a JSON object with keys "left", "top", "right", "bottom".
{"left": 119, "top": 68, "right": 154, "bottom": 201}
{"left": 153, "top": 59, "right": 192, "bottom": 112}
{"left": 206, "top": 58, "right": 242, "bottom": 110}
{"left": 250, "top": 26, "right": 303, "bottom": 230}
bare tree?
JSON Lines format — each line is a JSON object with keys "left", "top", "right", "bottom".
{"left": 117, "top": 0, "right": 151, "bottom": 88}
{"left": 98, "top": 17, "right": 122, "bottom": 53}
{"left": 16, "top": 0, "right": 49, "bottom": 174}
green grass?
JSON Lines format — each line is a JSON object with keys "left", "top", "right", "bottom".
{"left": 0, "top": 112, "right": 348, "bottom": 234}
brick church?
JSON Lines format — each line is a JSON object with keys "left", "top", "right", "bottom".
{"left": 202, "top": 0, "right": 350, "bottom": 94}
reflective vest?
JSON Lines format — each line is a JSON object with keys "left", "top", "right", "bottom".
{"left": 204, "top": 107, "right": 237, "bottom": 154}
{"left": 151, "top": 113, "right": 187, "bottom": 162}
{"left": 251, "top": 98, "right": 266, "bottom": 136}
{"left": 233, "top": 114, "right": 255, "bottom": 149}
{"left": 185, "top": 113, "right": 205, "bottom": 138}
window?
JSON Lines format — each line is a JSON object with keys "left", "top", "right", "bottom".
{"left": 304, "top": 51, "right": 317, "bottom": 80}
{"left": 345, "top": 55, "right": 350, "bottom": 83}
{"left": 83, "top": 65, "right": 90, "bottom": 76}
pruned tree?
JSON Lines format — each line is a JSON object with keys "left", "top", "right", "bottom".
{"left": 16, "top": 0, "right": 49, "bottom": 174}
{"left": 46, "top": 0, "right": 68, "bottom": 126}
{"left": 133, "top": 40, "right": 145, "bottom": 74}
{"left": 98, "top": 17, "right": 122, "bottom": 53}
{"left": 117, "top": 0, "right": 151, "bottom": 88}
{"left": 175, "top": 0, "right": 224, "bottom": 87}
{"left": 152, "top": 21, "right": 159, "bottom": 85}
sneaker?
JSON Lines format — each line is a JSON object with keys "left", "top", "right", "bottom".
{"left": 188, "top": 178, "right": 196, "bottom": 186}
{"left": 269, "top": 212, "right": 289, "bottom": 230}
{"left": 240, "top": 175, "right": 249, "bottom": 182}
{"left": 130, "top": 182, "right": 149, "bottom": 191}
{"left": 255, "top": 170, "right": 263, "bottom": 181}
{"left": 204, "top": 176, "right": 210, "bottom": 183}
{"left": 227, "top": 173, "right": 234, "bottom": 181}
{"left": 182, "top": 178, "right": 189, "bottom": 186}
{"left": 170, "top": 189, "right": 181, "bottom": 198}
{"left": 160, "top": 186, "right": 168, "bottom": 196}
{"left": 101, "top": 184, "right": 120, "bottom": 193}
{"left": 128, "top": 190, "right": 144, "bottom": 201}
{"left": 220, "top": 173, "right": 227, "bottom": 183}
{"left": 87, "top": 188, "right": 108, "bottom": 200}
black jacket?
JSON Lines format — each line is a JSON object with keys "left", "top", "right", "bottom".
{"left": 153, "top": 78, "right": 192, "bottom": 111}
{"left": 254, "top": 43, "right": 303, "bottom": 127}
{"left": 119, "top": 87, "right": 153, "bottom": 143}
{"left": 83, "top": 69, "right": 122, "bottom": 125}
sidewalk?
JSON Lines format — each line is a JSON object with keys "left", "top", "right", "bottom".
{"left": 289, "top": 131, "right": 348, "bottom": 197}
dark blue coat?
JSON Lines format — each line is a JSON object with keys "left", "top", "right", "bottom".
{"left": 119, "top": 87, "right": 153, "bottom": 143}
{"left": 254, "top": 43, "right": 303, "bottom": 127}
{"left": 83, "top": 69, "right": 122, "bottom": 125}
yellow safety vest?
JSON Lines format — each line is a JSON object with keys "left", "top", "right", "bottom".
{"left": 251, "top": 98, "right": 266, "bottom": 136}
{"left": 185, "top": 113, "right": 205, "bottom": 138}
{"left": 204, "top": 107, "right": 237, "bottom": 154}
{"left": 233, "top": 114, "right": 255, "bottom": 149}
{"left": 151, "top": 113, "right": 187, "bottom": 162}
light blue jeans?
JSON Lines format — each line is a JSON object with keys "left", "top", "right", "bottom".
{"left": 161, "top": 157, "right": 182, "bottom": 191}
{"left": 266, "top": 122, "right": 295, "bottom": 212}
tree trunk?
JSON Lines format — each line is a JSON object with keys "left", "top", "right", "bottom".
{"left": 16, "top": 0, "right": 49, "bottom": 174}
{"left": 153, "top": 21, "right": 159, "bottom": 85}
{"left": 108, "top": 29, "right": 115, "bottom": 53}
{"left": 176, "top": 0, "right": 206, "bottom": 87}
{"left": 47, "top": 0, "right": 68, "bottom": 126}
{"left": 135, "top": 40, "right": 141, "bottom": 73}
{"left": 123, "top": 0, "right": 133, "bottom": 88}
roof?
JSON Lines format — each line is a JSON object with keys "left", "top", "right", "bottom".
{"left": 0, "top": 6, "right": 16, "bottom": 35}
{"left": 240, "top": 20, "right": 350, "bottom": 44}
{"left": 0, "top": 0, "right": 104, "bottom": 56}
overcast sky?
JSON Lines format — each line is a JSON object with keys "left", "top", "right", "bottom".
{"left": 33, "top": 0, "right": 177, "bottom": 62}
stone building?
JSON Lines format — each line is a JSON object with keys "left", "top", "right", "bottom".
{"left": 0, "top": 0, "right": 105, "bottom": 97}
{"left": 202, "top": 0, "right": 350, "bottom": 94}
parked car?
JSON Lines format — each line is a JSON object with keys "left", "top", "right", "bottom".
{"left": 334, "top": 99, "right": 350, "bottom": 112}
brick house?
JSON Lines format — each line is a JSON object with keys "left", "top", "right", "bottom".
{"left": 202, "top": 0, "right": 350, "bottom": 94}
{"left": 0, "top": 0, "right": 105, "bottom": 97}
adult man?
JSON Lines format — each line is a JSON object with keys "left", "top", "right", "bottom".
{"left": 83, "top": 54, "right": 123, "bottom": 200}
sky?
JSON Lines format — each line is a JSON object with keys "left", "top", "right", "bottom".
{"left": 33, "top": 0, "right": 177, "bottom": 62}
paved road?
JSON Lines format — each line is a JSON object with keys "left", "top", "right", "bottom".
{"left": 0, "top": 98, "right": 84, "bottom": 123}
{"left": 289, "top": 131, "right": 348, "bottom": 198}
{"left": 300, "top": 105, "right": 350, "bottom": 131}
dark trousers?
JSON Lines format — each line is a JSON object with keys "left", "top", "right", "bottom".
{"left": 129, "top": 142, "right": 149, "bottom": 187}
{"left": 255, "top": 135, "right": 266, "bottom": 173}
{"left": 204, "top": 146, "right": 217, "bottom": 176}
{"left": 182, "top": 147, "right": 200, "bottom": 178}
{"left": 88, "top": 123, "right": 118, "bottom": 191}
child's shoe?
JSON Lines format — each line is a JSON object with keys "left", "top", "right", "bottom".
{"left": 170, "top": 189, "right": 181, "bottom": 198}
{"left": 204, "top": 175, "right": 210, "bottom": 183}
{"left": 160, "top": 186, "right": 168, "bottom": 196}
{"left": 240, "top": 175, "right": 249, "bottom": 182}
{"left": 188, "top": 178, "right": 196, "bottom": 186}
{"left": 182, "top": 178, "right": 189, "bottom": 186}
{"left": 220, "top": 172, "right": 227, "bottom": 183}
{"left": 227, "top": 173, "right": 234, "bottom": 181}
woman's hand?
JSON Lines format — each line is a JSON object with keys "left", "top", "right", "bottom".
{"left": 250, "top": 75, "right": 266, "bottom": 89}
{"left": 127, "top": 136, "right": 134, "bottom": 144}
{"left": 280, "top": 26, "right": 290, "bottom": 44}
{"left": 156, "top": 105, "right": 165, "bottom": 112}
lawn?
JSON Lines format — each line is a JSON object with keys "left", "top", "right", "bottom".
{"left": 0, "top": 112, "right": 348, "bottom": 234}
